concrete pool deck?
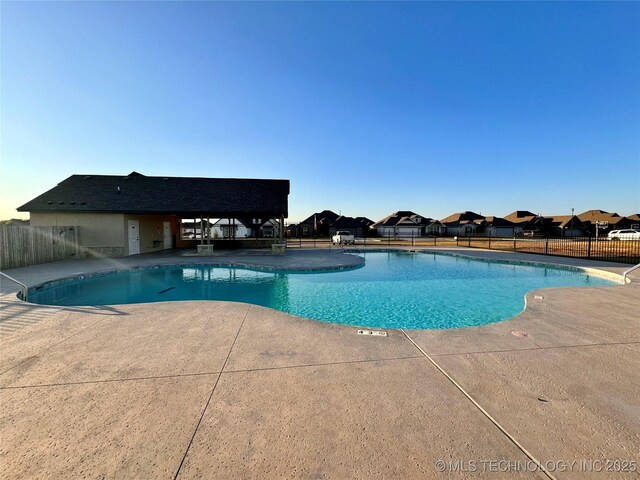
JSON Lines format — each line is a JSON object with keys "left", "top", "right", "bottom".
{"left": 1, "top": 248, "right": 638, "bottom": 479}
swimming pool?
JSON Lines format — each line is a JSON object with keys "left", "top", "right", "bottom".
{"left": 26, "top": 251, "right": 617, "bottom": 329}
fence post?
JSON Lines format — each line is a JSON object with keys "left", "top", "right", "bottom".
{"left": 513, "top": 237, "right": 516, "bottom": 252}
{"left": 468, "top": 235, "right": 471, "bottom": 247}
{"left": 488, "top": 233, "right": 492, "bottom": 249}
{"left": 587, "top": 235, "right": 592, "bottom": 259}
{"left": 545, "top": 237, "right": 549, "bottom": 255}
{"left": 412, "top": 231, "right": 414, "bottom": 247}
{"left": 434, "top": 236, "right": 437, "bottom": 247}
{"left": 388, "top": 232, "right": 390, "bottom": 246}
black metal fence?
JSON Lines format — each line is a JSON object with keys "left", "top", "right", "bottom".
{"left": 284, "top": 233, "right": 640, "bottom": 264}
{"left": 284, "top": 234, "right": 459, "bottom": 249}
{"left": 455, "top": 235, "right": 640, "bottom": 264}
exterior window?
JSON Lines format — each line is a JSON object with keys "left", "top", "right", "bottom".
{"left": 222, "top": 225, "right": 237, "bottom": 238}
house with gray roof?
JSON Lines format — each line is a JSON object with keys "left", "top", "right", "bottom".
{"left": 329, "top": 215, "right": 374, "bottom": 237}
{"left": 482, "top": 216, "right": 519, "bottom": 237}
{"left": 372, "top": 211, "right": 432, "bottom": 238}
{"left": 18, "top": 172, "right": 290, "bottom": 257}
{"left": 296, "top": 210, "right": 340, "bottom": 237}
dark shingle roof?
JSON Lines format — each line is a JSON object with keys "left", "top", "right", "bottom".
{"left": 331, "top": 215, "right": 375, "bottom": 229}
{"left": 483, "top": 216, "right": 516, "bottom": 227}
{"left": 504, "top": 211, "right": 538, "bottom": 224}
{"left": 577, "top": 210, "right": 624, "bottom": 225}
{"left": 18, "top": 172, "right": 290, "bottom": 217}
{"left": 354, "top": 217, "right": 374, "bottom": 226}
{"left": 300, "top": 210, "right": 340, "bottom": 224}
{"left": 440, "top": 211, "right": 484, "bottom": 224}
{"left": 544, "top": 215, "right": 586, "bottom": 229}
{"left": 372, "top": 211, "right": 429, "bottom": 227}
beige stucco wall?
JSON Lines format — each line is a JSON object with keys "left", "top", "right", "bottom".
{"left": 29, "top": 212, "right": 174, "bottom": 257}
{"left": 124, "top": 214, "right": 174, "bottom": 255}
{"left": 30, "top": 212, "right": 126, "bottom": 257}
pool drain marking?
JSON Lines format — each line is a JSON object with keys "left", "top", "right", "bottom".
{"left": 157, "top": 287, "right": 176, "bottom": 294}
{"left": 358, "top": 329, "right": 387, "bottom": 337}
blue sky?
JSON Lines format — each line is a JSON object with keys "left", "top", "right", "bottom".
{"left": 1, "top": 1, "right": 639, "bottom": 222}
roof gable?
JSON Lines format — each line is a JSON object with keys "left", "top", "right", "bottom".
{"left": 300, "top": 210, "right": 340, "bottom": 224}
{"left": 372, "top": 211, "right": 428, "bottom": 227}
{"left": 440, "top": 211, "right": 484, "bottom": 224}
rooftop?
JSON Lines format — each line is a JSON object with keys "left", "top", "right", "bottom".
{"left": 18, "top": 172, "right": 290, "bottom": 218}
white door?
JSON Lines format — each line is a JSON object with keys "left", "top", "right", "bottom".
{"left": 128, "top": 220, "right": 140, "bottom": 255}
{"left": 163, "top": 222, "right": 172, "bottom": 249}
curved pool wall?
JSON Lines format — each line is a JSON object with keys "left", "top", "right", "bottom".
{"left": 25, "top": 251, "right": 617, "bottom": 330}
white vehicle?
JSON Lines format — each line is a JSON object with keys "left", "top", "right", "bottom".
{"left": 332, "top": 231, "right": 355, "bottom": 245}
{"left": 607, "top": 229, "right": 640, "bottom": 241}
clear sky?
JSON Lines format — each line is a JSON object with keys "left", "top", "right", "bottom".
{"left": 1, "top": 1, "right": 639, "bottom": 223}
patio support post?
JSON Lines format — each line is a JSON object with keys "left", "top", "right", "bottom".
{"left": 207, "top": 217, "right": 211, "bottom": 245}
{"left": 200, "top": 218, "right": 204, "bottom": 245}
{"left": 279, "top": 214, "right": 284, "bottom": 241}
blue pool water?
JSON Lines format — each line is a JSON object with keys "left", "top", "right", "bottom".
{"left": 27, "top": 252, "right": 615, "bottom": 329}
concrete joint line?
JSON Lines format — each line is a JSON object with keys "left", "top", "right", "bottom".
{"left": 220, "top": 355, "right": 426, "bottom": 375}
{"left": 173, "top": 305, "right": 251, "bottom": 480}
{"left": 0, "top": 317, "right": 108, "bottom": 377}
{"left": 0, "top": 371, "right": 222, "bottom": 390}
{"left": 400, "top": 329, "right": 558, "bottom": 480}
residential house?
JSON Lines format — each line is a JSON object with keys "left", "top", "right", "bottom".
{"left": 440, "top": 211, "right": 485, "bottom": 236}
{"left": 298, "top": 210, "right": 340, "bottom": 237}
{"left": 504, "top": 210, "right": 585, "bottom": 237}
{"left": 18, "top": 172, "right": 290, "bottom": 256}
{"left": 543, "top": 215, "right": 586, "bottom": 237}
{"left": 482, "top": 216, "right": 519, "bottom": 237}
{"left": 504, "top": 211, "right": 546, "bottom": 235}
{"left": 210, "top": 218, "right": 251, "bottom": 239}
{"left": 372, "top": 211, "right": 431, "bottom": 238}
{"left": 258, "top": 218, "right": 280, "bottom": 238}
{"left": 578, "top": 210, "right": 635, "bottom": 236}
{"left": 329, "top": 215, "right": 374, "bottom": 237}
{"left": 426, "top": 220, "right": 447, "bottom": 236}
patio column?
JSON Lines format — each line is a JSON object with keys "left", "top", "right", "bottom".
{"left": 279, "top": 214, "right": 284, "bottom": 241}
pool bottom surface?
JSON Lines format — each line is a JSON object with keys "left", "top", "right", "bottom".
{"left": 27, "top": 251, "right": 616, "bottom": 329}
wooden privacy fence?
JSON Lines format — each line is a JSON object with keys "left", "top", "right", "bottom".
{"left": 0, "top": 226, "right": 80, "bottom": 269}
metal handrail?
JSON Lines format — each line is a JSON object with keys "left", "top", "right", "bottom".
{"left": 623, "top": 263, "right": 640, "bottom": 284}
{"left": 0, "top": 271, "right": 28, "bottom": 301}
{"left": 342, "top": 244, "right": 363, "bottom": 255}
